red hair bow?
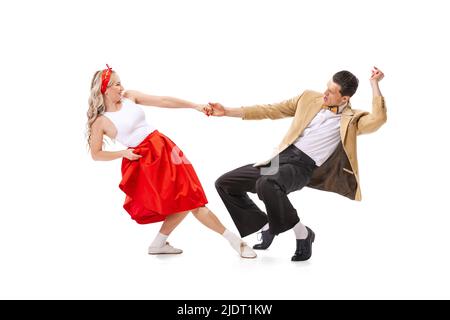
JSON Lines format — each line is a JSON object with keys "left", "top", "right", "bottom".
{"left": 100, "top": 64, "right": 112, "bottom": 94}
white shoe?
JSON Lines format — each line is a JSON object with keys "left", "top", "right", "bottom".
{"left": 148, "top": 242, "right": 183, "bottom": 255}
{"left": 240, "top": 242, "right": 257, "bottom": 259}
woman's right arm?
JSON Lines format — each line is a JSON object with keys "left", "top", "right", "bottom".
{"left": 90, "top": 118, "right": 142, "bottom": 161}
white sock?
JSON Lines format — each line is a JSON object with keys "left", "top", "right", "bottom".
{"left": 261, "top": 223, "right": 269, "bottom": 232}
{"left": 293, "top": 221, "right": 308, "bottom": 240}
{"left": 222, "top": 229, "right": 242, "bottom": 252}
{"left": 150, "top": 232, "right": 168, "bottom": 248}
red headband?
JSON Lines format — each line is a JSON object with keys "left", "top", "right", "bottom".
{"left": 100, "top": 64, "right": 113, "bottom": 94}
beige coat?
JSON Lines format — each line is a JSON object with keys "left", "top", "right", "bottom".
{"left": 242, "top": 90, "right": 387, "bottom": 201}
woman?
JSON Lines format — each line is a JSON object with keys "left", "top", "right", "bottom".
{"left": 86, "top": 65, "right": 256, "bottom": 258}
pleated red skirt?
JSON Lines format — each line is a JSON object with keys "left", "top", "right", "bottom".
{"left": 119, "top": 130, "right": 208, "bottom": 224}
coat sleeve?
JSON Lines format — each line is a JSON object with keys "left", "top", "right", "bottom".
{"left": 356, "top": 96, "right": 387, "bottom": 135}
{"left": 242, "top": 92, "right": 304, "bottom": 120}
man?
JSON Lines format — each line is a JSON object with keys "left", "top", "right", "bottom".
{"left": 209, "top": 67, "right": 386, "bottom": 261}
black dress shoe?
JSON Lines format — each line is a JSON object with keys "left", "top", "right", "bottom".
{"left": 291, "top": 226, "right": 315, "bottom": 261}
{"left": 253, "top": 229, "right": 276, "bottom": 250}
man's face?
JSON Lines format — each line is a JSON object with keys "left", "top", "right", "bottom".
{"left": 323, "top": 80, "right": 348, "bottom": 107}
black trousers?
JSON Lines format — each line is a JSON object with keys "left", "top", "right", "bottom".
{"left": 215, "top": 145, "right": 318, "bottom": 237}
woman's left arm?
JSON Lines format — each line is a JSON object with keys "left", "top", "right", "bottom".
{"left": 124, "top": 90, "right": 207, "bottom": 112}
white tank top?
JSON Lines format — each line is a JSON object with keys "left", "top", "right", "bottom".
{"left": 103, "top": 98, "right": 156, "bottom": 147}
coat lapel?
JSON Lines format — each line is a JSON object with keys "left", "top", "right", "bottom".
{"left": 298, "top": 95, "right": 324, "bottom": 136}
{"left": 277, "top": 95, "right": 323, "bottom": 151}
{"left": 340, "top": 105, "right": 354, "bottom": 142}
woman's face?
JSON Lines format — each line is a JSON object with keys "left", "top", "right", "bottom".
{"left": 105, "top": 73, "right": 124, "bottom": 102}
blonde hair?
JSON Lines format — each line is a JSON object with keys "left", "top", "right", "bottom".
{"left": 86, "top": 70, "right": 116, "bottom": 148}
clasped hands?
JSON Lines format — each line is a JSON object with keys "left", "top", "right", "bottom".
{"left": 196, "top": 102, "right": 225, "bottom": 117}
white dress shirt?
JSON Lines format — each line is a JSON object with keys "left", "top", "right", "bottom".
{"left": 293, "top": 106, "right": 345, "bottom": 166}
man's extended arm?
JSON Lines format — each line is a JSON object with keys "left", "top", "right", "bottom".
{"left": 357, "top": 67, "right": 387, "bottom": 134}
{"left": 208, "top": 93, "right": 303, "bottom": 120}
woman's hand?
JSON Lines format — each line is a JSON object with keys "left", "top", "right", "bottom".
{"left": 122, "top": 149, "right": 143, "bottom": 161}
{"left": 195, "top": 104, "right": 214, "bottom": 116}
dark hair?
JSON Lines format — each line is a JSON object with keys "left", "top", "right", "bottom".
{"left": 333, "top": 70, "right": 359, "bottom": 97}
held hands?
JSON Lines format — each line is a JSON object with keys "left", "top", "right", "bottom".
{"left": 370, "top": 66, "right": 384, "bottom": 83}
{"left": 195, "top": 103, "right": 226, "bottom": 117}
{"left": 195, "top": 104, "right": 214, "bottom": 116}
{"left": 122, "top": 149, "right": 142, "bottom": 161}
{"left": 195, "top": 104, "right": 210, "bottom": 114}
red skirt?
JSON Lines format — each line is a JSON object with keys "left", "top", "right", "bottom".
{"left": 119, "top": 130, "right": 208, "bottom": 224}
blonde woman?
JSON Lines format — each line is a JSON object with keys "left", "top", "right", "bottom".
{"left": 87, "top": 65, "right": 256, "bottom": 258}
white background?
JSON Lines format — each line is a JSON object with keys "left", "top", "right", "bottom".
{"left": 1, "top": 0, "right": 449, "bottom": 299}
